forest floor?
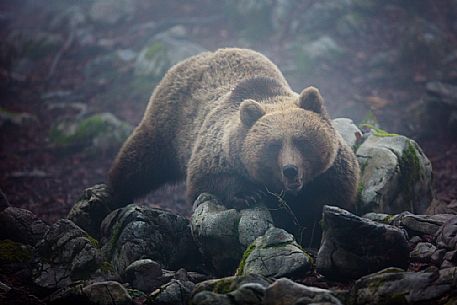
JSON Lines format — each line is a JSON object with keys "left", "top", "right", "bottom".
{"left": 0, "top": 0, "right": 456, "bottom": 223}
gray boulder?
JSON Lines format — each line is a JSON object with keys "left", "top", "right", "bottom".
{"left": 67, "top": 184, "right": 113, "bottom": 239}
{"left": 434, "top": 216, "right": 457, "bottom": 268}
{"left": 435, "top": 216, "right": 457, "bottom": 250}
{"left": 393, "top": 212, "right": 455, "bottom": 236}
{"left": 33, "top": 219, "right": 99, "bottom": 289}
{"left": 134, "top": 33, "right": 206, "bottom": 79}
{"left": 149, "top": 279, "right": 195, "bottom": 305}
{"left": 332, "top": 118, "right": 362, "bottom": 150}
{"left": 0, "top": 207, "right": 49, "bottom": 246}
{"left": 0, "top": 108, "right": 37, "bottom": 127}
{"left": 191, "top": 193, "right": 273, "bottom": 275}
{"left": 350, "top": 267, "right": 457, "bottom": 304}
{"left": 410, "top": 242, "right": 437, "bottom": 263}
{"left": 100, "top": 205, "right": 201, "bottom": 274}
{"left": 49, "top": 113, "right": 133, "bottom": 154}
{"left": 264, "top": 278, "right": 342, "bottom": 305}
{"left": 83, "top": 281, "right": 132, "bottom": 305}
{"left": 316, "top": 206, "right": 409, "bottom": 280}
{"left": 89, "top": 0, "right": 137, "bottom": 25}
{"left": 191, "top": 274, "right": 271, "bottom": 305}
{"left": 122, "top": 259, "right": 163, "bottom": 293}
{"left": 363, "top": 212, "right": 455, "bottom": 236}
{"left": 237, "top": 227, "right": 313, "bottom": 278}
{"left": 356, "top": 133, "right": 432, "bottom": 214}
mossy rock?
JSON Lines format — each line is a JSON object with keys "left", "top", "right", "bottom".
{"left": 49, "top": 113, "right": 133, "bottom": 154}
{"left": 0, "top": 239, "right": 32, "bottom": 263}
{"left": 356, "top": 132, "right": 433, "bottom": 214}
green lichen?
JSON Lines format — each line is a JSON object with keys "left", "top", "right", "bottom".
{"left": 399, "top": 141, "right": 422, "bottom": 213}
{"left": 109, "top": 222, "right": 123, "bottom": 257}
{"left": 100, "top": 261, "right": 114, "bottom": 273}
{"left": 144, "top": 42, "right": 165, "bottom": 60}
{"left": 128, "top": 289, "right": 145, "bottom": 298}
{"left": 50, "top": 115, "right": 109, "bottom": 146}
{"left": 381, "top": 214, "right": 397, "bottom": 224}
{"left": 355, "top": 182, "right": 365, "bottom": 215}
{"left": 359, "top": 124, "right": 399, "bottom": 137}
{"left": 0, "top": 240, "right": 32, "bottom": 263}
{"left": 213, "top": 277, "right": 236, "bottom": 294}
{"left": 85, "top": 235, "right": 99, "bottom": 248}
{"left": 235, "top": 242, "right": 256, "bottom": 276}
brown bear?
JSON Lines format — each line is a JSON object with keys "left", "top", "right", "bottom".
{"left": 109, "top": 48, "right": 359, "bottom": 245}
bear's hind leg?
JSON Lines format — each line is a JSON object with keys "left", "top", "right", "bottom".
{"left": 108, "top": 125, "right": 176, "bottom": 208}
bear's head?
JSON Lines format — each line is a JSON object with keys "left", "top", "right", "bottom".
{"left": 239, "top": 86, "right": 338, "bottom": 195}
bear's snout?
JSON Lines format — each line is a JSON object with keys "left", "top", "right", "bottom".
{"left": 282, "top": 165, "right": 298, "bottom": 179}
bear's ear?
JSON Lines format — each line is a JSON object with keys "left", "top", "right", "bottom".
{"left": 298, "top": 86, "right": 329, "bottom": 117}
{"left": 240, "top": 99, "right": 265, "bottom": 127}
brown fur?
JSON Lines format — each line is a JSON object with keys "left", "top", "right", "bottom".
{"left": 109, "top": 48, "right": 360, "bottom": 242}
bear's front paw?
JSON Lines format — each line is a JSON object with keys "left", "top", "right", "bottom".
{"left": 230, "top": 190, "right": 265, "bottom": 210}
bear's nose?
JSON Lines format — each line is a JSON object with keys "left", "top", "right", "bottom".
{"left": 282, "top": 165, "right": 298, "bottom": 179}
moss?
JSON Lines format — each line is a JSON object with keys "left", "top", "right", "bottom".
{"left": 128, "top": 289, "right": 145, "bottom": 298}
{"left": 399, "top": 140, "right": 422, "bottom": 212}
{"left": 109, "top": 222, "right": 123, "bottom": 257}
{"left": 50, "top": 115, "right": 109, "bottom": 146}
{"left": 235, "top": 242, "right": 256, "bottom": 276}
{"left": 213, "top": 278, "right": 236, "bottom": 294}
{"left": 86, "top": 234, "right": 99, "bottom": 248}
{"left": 144, "top": 42, "right": 165, "bottom": 60}
{"left": 0, "top": 240, "right": 32, "bottom": 263}
{"left": 382, "top": 214, "right": 397, "bottom": 224}
{"left": 355, "top": 181, "right": 366, "bottom": 215}
{"left": 100, "top": 261, "right": 114, "bottom": 273}
{"left": 359, "top": 124, "right": 399, "bottom": 137}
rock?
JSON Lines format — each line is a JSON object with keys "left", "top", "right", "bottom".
{"left": 431, "top": 249, "right": 447, "bottom": 266}
{"left": 101, "top": 205, "right": 201, "bottom": 274}
{"left": 237, "top": 227, "right": 313, "bottom": 278}
{"left": 33, "top": 219, "right": 99, "bottom": 289}
{"left": 301, "top": 36, "right": 345, "bottom": 61}
{"left": 363, "top": 212, "right": 454, "bottom": 237}
{"left": 0, "top": 207, "right": 49, "bottom": 246}
{"left": 0, "top": 239, "right": 32, "bottom": 264}
{"left": 89, "top": 0, "right": 137, "bottom": 25}
{"left": 49, "top": 113, "right": 133, "bottom": 154}
{"left": 435, "top": 216, "right": 457, "bottom": 250}
{"left": 394, "top": 212, "right": 455, "bottom": 236}
{"left": 67, "top": 184, "right": 113, "bottom": 239}
{"left": 83, "top": 281, "right": 132, "bottom": 305}
{"left": 191, "top": 274, "right": 271, "bottom": 305}
{"left": 426, "top": 81, "right": 457, "bottom": 107}
{"left": 0, "top": 107, "right": 37, "bottom": 127}
{"left": 134, "top": 35, "right": 206, "bottom": 79}
{"left": 410, "top": 242, "right": 437, "bottom": 263}
{"left": 0, "top": 286, "right": 45, "bottom": 305}
{"left": 149, "top": 279, "right": 195, "bottom": 305}
{"left": 350, "top": 267, "right": 457, "bottom": 304}
{"left": 316, "top": 206, "right": 409, "bottom": 280}
{"left": 356, "top": 133, "right": 433, "bottom": 214}
{"left": 332, "top": 118, "right": 362, "bottom": 150}
{"left": 264, "top": 278, "right": 342, "bottom": 305}
{"left": 122, "top": 259, "right": 163, "bottom": 293}
{"left": 191, "top": 193, "right": 272, "bottom": 275}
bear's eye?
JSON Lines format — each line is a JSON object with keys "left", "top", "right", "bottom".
{"left": 267, "top": 140, "right": 282, "bottom": 152}
{"left": 293, "top": 138, "right": 311, "bottom": 153}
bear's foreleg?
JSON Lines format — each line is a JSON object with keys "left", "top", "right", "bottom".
{"left": 186, "top": 171, "right": 262, "bottom": 209}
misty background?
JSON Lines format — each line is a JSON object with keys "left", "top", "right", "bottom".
{"left": 0, "top": 0, "right": 456, "bottom": 222}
